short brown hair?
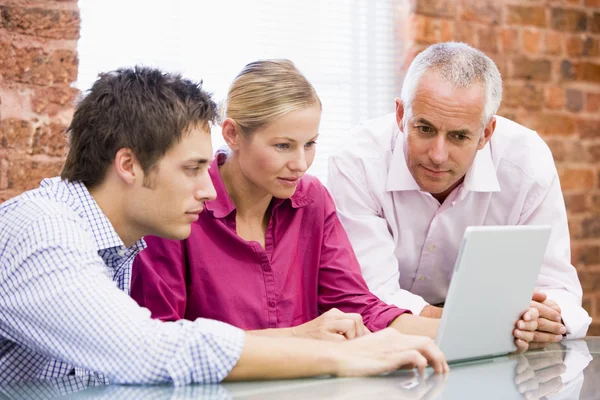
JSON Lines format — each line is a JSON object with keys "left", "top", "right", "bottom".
{"left": 61, "top": 66, "right": 218, "bottom": 188}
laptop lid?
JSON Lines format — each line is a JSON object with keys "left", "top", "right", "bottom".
{"left": 436, "top": 225, "right": 552, "bottom": 363}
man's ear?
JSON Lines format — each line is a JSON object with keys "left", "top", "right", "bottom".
{"left": 113, "top": 148, "right": 139, "bottom": 184}
{"left": 221, "top": 118, "right": 243, "bottom": 150}
{"left": 395, "top": 97, "right": 406, "bottom": 130}
{"left": 478, "top": 116, "right": 496, "bottom": 150}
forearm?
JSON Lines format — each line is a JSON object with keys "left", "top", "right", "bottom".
{"left": 246, "top": 327, "right": 294, "bottom": 337}
{"left": 225, "top": 334, "right": 338, "bottom": 381}
{"left": 389, "top": 313, "right": 440, "bottom": 339}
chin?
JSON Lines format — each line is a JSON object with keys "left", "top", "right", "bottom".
{"left": 160, "top": 226, "right": 192, "bottom": 241}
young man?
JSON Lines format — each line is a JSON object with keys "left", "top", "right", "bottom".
{"left": 0, "top": 66, "right": 447, "bottom": 384}
{"left": 329, "top": 42, "right": 590, "bottom": 351}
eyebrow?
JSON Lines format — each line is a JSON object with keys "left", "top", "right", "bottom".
{"left": 275, "top": 134, "right": 320, "bottom": 143}
{"left": 415, "top": 118, "right": 473, "bottom": 136}
{"left": 184, "top": 158, "right": 210, "bottom": 165}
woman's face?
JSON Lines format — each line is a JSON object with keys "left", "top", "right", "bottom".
{"left": 236, "top": 105, "right": 321, "bottom": 199}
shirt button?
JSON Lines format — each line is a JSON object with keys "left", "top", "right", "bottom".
{"left": 117, "top": 249, "right": 126, "bottom": 257}
{"left": 419, "top": 276, "right": 428, "bottom": 281}
{"left": 262, "top": 264, "right": 271, "bottom": 272}
{"left": 427, "top": 245, "right": 436, "bottom": 252}
{"left": 268, "top": 300, "right": 276, "bottom": 308}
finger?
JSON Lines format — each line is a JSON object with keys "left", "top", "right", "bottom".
{"left": 536, "top": 318, "right": 566, "bottom": 335}
{"left": 531, "top": 301, "right": 561, "bottom": 322}
{"left": 515, "top": 356, "right": 530, "bottom": 374}
{"left": 522, "top": 307, "right": 540, "bottom": 323}
{"left": 535, "top": 363, "right": 567, "bottom": 383}
{"left": 514, "top": 367, "right": 535, "bottom": 385}
{"left": 395, "top": 350, "right": 428, "bottom": 375}
{"left": 532, "top": 291, "right": 547, "bottom": 303}
{"left": 416, "top": 340, "right": 448, "bottom": 374}
{"left": 527, "top": 341, "right": 550, "bottom": 350}
{"left": 324, "top": 332, "right": 348, "bottom": 342}
{"left": 538, "top": 376, "right": 563, "bottom": 398}
{"left": 345, "top": 313, "right": 367, "bottom": 337}
{"left": 527, "top": 355, "right": 564, "bottom": 371}
{"left": 330, "top": 319, "right": 357, "bottom": 340}
{"left": 544, "top": 299, "right": 562, "bottom": 315}
{"left": 517, "top": 377, "right": 540, "bottom": 395}
{"left": 514, "top": 337, "right": 529, "bottom": 353}
{"left": 516, "top": 318, "right": 538, "bottom": 332}
{"left": 514, "top": 329, "right": 563, "bottom": 344}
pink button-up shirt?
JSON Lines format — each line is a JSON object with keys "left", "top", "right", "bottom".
{"left": 328, "top": 113, "right": 591, "bottom": 339}
{"left": 131, "top": 153, "right": 406, "bottom": 332}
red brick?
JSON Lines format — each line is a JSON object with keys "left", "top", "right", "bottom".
{"left": 544, "top": 31, "right": 563, "bottom": 56}
{"left": 582, "top": 217, "right": 600, "bottom": 239}
{"left": 0, "top": 119, "right": 33, "bottom": 151}
{"left": 414, "top": 0, "right": 456, "bottom": 19}
{"left": 566, "top": 88, "right": 584, "bottom": 112}
{"left": 585, "top": 0, "right": 600, "bottom": 7}
{"left": 440, "top": 19, "right": 454, "bottom": 42}
{"left": 591, "top": 194, "right": 600, "bottom": 212}
{"left": 476, "top": 26, "right": 498, "bottom": 54}
{"left": 544, "top": 137, "right": 565, "bottom": 161}
{"left": 511, "top": 57, "right": 552, "bottom": 81}
{"left": 580, "top": 119, "right": 600, "bottom": 138}
{"left": 565, "top": 36, "right": 585, "bottom": 57}
{"left": 579, "top": 270, "right": 600, "bottom": 292}
{"left": 31, "top": 86, "right": 78, "bottom": 116}
{"left": 1, "top": 45, "right": 78, "bottom": 86}
{"left": 587, "top": 92, "right": 600, "bottom": 112}
{"left": 551, "top": 8, "right": 588, "bottom": 32}
{"left": 566, "top": 36, "right": 600, "bottom": 57}
{"left": 558, "top": 167, "right": 594, "bottom": 190}
{"left": 522, "top": 28, "right": 542, "bottom": 54}
{"left": 564, "top": 193, "right": 587, "bottom": 214}
{"left": 575, "top": 244, "right": 600, "bottom": 266}
{"left": 589, "top": 142, "right": 600, "bottom": 161}
{"left": 410, "top": 14, "right": 439, "bottom": 44}
{"left": 591, "top": 13, "right": 600, "bottom": 34}
{"left": 6, "top": 157, "right": 64, "bottom": 192}
{"left": 0, "top": 189, "right": 21, "bottom": 204}
{"left": 562, "top": 61, "right": 600, "bottom": 83}
{"left": 583, "top": 37, "right": 600, "bottom": 57}
{"left": 588, "top": 321, "right": 600, "bottom": 336}
{"left": 503, "top": 83, "right": 544, "bottom": 110}
{"left": 32, "top": 123, "right": 67, "bottom": 157}
{"left": 455, "top": 20, "right": 475, "bottom": 44}
{"left": 506, "top": 6, "right": 547, "bottom": 28}
{"left": 582, "top": 294, "right": 594, "bottom": 318}
{"left": 500, "top": 27, "right": 519, "bottom": 54}
{"left": 536, "top": 114, "right": 576, "bottom": 135}
{"left": 460, "top": 1, "right": 501, "bottom": 25}
{"left": 1, "top": 6, "right": 79, "bottom": 40}
{"left": 545, "top": 86, "right": 565, "bottom": 109}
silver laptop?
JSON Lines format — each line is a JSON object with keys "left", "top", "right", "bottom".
{"left": 436, "top": 225, "right": 552, "bottom": 363}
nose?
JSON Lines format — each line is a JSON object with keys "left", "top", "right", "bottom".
{"left": 288, "top": 148, "right": 308, "bottom": 173}
{"left": 428, "top": 135, "right": 449, "bottom": 166}
{"left": 195, "top": 169, "right": 217, "bottom": 201}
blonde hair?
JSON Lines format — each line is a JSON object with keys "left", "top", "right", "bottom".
{"left": 222, "top": 59, "right": 321, "bottom": 134}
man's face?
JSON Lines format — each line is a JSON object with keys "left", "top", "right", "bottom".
{"left": 128, "top": 124, "right": 216, "bottom": 240}
{"left": 397, "top": 71, "right": 495, "bottom": 200}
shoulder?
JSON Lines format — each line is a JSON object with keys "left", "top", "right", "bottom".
{"left": 492, "top": 116, "right": 557, "bottom": 189}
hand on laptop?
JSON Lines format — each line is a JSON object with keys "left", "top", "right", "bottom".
{"left": 513, "top": 291, "right": 566, "bottom": 352}
{"left": 291, "top": 308, "right": 371, "bottom": 341}
{"left": 335, "top": 328, "right": 449, "bottom": 376}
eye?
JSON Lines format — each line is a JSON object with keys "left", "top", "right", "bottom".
{"left": 185, "top": 166, "right": 201, "bottom": 175}
{"left": 452, "top": 133, "right": 468, "bottom": 141}
{"left": 417, "top": 126, "right": 434, "bottom": 134}
{"left": 275, "top": 143, "right": 290, "bottom": 150}
{"left": 305, "top": 141, "right": 317, "bottom": 148}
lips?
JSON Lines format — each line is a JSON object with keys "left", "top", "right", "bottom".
{"left": 278, "top": 177, "right": 301, "bottom": 187}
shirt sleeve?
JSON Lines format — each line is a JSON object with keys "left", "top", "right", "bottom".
{"left": 0, "top": 216, "right": 244, "bottom": 385}
{"left": 520, "top": 174, "right": 591, "bottom": 339}
{"left": 131, "top": 235, "right": 188, "bottom": 321}
{"left": 327, "top": 149, "right": 430, "bottom": 316}
{"left": 316, "top": 185, "right": 408, "bottom": 332}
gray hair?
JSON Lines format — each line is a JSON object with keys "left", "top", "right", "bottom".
{"left": 400, "top": 42, "right": 503, "bottom": 124}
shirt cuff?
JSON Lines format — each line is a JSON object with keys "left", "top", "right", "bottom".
{"left": 543, "top": 289, "right": 592, "bottom": 339}
{"left": 385, "top": 290, "right": 430, "bottom": 317}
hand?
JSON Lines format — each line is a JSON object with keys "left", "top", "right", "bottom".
{"left": 333, "top": 328, "right": 449, "bottom": 376}
{"left": 512, "top": 351, "right": 566, "bottom": 400}
{"left": 513, "top": 292, "right": 565, "bottom": 352}
{"left": 291, "top": 308, "right": 370, "bottom": 341}
{"left": 419, "top": 305, "right": 443, "bottom": 319}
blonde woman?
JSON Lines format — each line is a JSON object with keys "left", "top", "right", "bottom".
{"left": 131, "top": 60, "right": 444, "bottom": 363}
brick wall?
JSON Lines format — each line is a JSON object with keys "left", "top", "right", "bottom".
{"left": 0, "top": 0, "right": 79, "bottom": 203}
{"left": 396, "top": 0, "right": 600, "bottom": 333}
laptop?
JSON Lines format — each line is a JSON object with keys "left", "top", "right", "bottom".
{"left": 435, "top": 225, "right": 552, "bottom": 363}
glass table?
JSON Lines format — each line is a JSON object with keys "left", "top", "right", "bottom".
{"left": 1, "top": 338, "right": 598, "bottom": 399}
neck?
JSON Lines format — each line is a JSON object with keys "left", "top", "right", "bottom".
{"left": 219, "top": 155, "right": 273, "bottom": 221}
{"left": 432, "top": 175, "right": 464, "bottom": 204}
{"left": 88, "top": 179, "right": 140, "bottom": 247}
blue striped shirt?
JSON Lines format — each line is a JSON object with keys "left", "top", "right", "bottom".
{"left": 0, "top": 178, "right": 244, "bottom": 385}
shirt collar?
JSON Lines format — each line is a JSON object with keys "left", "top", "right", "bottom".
{"left": 204, "top": 151, "right": 314, "bottom": 219}
{"left": 42, "top": 178, "right": 146, "bottom": 254}
{"left": 386, "top": 129, "right": 500, "bottom": 197}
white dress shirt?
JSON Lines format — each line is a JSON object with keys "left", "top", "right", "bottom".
{"left": 328, "top": 113, "right": 591, "bottom": 339}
